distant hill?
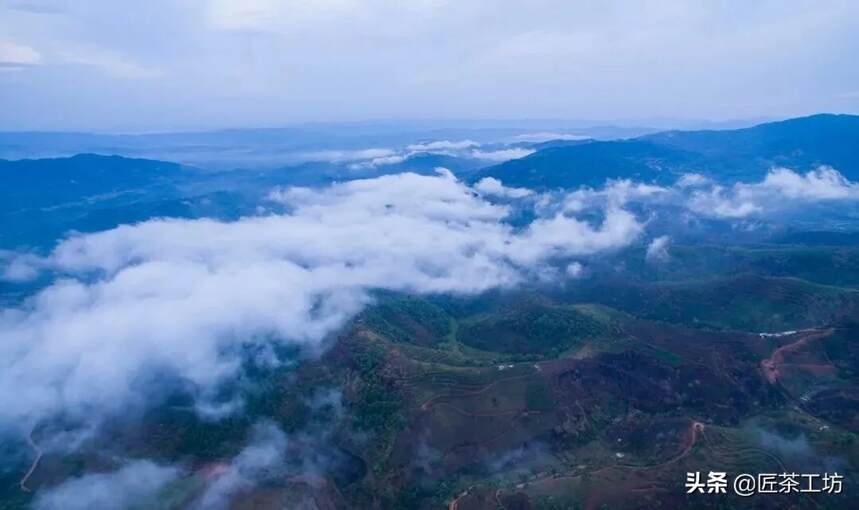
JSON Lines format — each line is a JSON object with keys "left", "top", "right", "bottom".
{"left": 0, "top": 154, "right": 199, "bottom": 249}
{"left": 262, "top": 151, "right": 488, "bottom": 187}
{"left": 0, "top": 153, "right": 185, "bottom": 212}
{"left": 475, "top": 114, "right": 859, "bottom": 189}
{"left": 528, "top": 138, "right": 594, "bottom": 151}
{"left": 0, "top": 123, "right": 660, "bottom": 170}
{"left": 0, "top": 150, "right": 488, "bottom": 250}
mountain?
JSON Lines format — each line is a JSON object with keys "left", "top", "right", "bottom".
{"left": 259, "top": 151, "right": 489, "bottom": 187}
{"left": 0, "top": 122, "right": 659, "bottom": 170}
{"left": 475, "top": 114, "right": 859, "bottom": 189}
{"left": 0, "top": 154, "right": 197, "bottom": 249}
{"left": 0, "top": 153, "right": 185, "bottom": 212}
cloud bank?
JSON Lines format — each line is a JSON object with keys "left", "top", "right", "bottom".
{"left": 337, "top": 140, "right": 534, "bottom": 170}
{"left": 33, "top": 460, "right": 179, "bottom": 510}
{"left": 3, "top": 1, "right": 858, "bottom": 131}
{"left": 193, "top": 422, "right": 288, "bottom": 510}
{"left": 0, "top": 170, "right": 641, "bottom": 441}
{"left": 687, "top": 166, "right": 859, "bottom": 218}
{"left": 3, "top": 164, "right": 855, "bottom": 456}
{"left": 555, "top": 166, "right": 859, "bottom": 220}
{"left": 645, "top": 235, "right": 671, "bottom": 264}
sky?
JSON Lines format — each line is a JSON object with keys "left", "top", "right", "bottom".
{"left": 1, "top": 0, "right": 858, "bottom": 132}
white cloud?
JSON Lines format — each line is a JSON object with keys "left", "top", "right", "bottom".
{"left": 31, "top": 419, "right": 333, "bottom": 510}
{"left": 346, "top": 154, "right": 407, "bottom": 170}
{"left": 54, "top": 44, "right": 162, "bottom": 79}
{"left": 0, "top": 251, "right": 42, "bottom": 281}
{"left": 758, "top": 166, "right": 857, "bottom": 199}
{"left": 194, "top": 421, "right": 286, "bottom": 510}
{"left": 7, "top": 165, "right": 855, "bottom": 456}
{"left": 0, "top": 40, "right": 41, "bottom": 68}
{"left": 566, "top": 261, "right": 584, "bottom": 278}
{"left": 205, "top": 0, "right": 362, "bottom": 34}
{"left": 2, "top": 1, "right": 858, "bottom": 130}
{"left": 675, "top": 173, "right": 710, "bottom": 188}
{"left": 553, "top": 167, "right": 859, "bottom": 220}
{"left": 563, "top": 179, "right": 669, "bottom": 212}
{"left": 645, "top": 235, "right": 671, "bottom": 264}
{"left": 306, "top": 140, "right": 533, "bottom": 169}
{"left": 688, "top": 186, "right": 762, "bottom": 218}
{"left": 4, "top": 1, "right": 66, "bottom": 14}
{"left": 298, "top": 148, "right": 398, "bottom": 163}
{"left": 474, "top": 177, "right": 533, "bottom": 198}
{"left": 406, "top": 140, "right": 479, "bottom": 151}
{"left": 688, "top": 167, "right": 859, "bottom": 218}
{"left": 506, "top": 207, "right": 642, "bottom": 266}
{"left": 471, "top": 147, "right": 535, "bottom": 161}
{"left": 513, "top": 132, "right": 590, "bottom": 143}
{"left": 34, "top": 460, "right": 179, "bottom": 510}
{"left": 0, "top": 171, "right": 641, "bottom": 438}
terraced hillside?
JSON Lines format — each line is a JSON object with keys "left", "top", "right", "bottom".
{"left": 4, "top": 254, "right": 859, "bottom": 510}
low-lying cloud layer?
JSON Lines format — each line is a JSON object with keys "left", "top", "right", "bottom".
{"left": 687, "top": 167, "right": 859, "bottom": 218}
{"left": 193, "top": 422, "right": 288, "bottom": 510}
{"left": 2, "top": 164, "right": 857, "bottom": 460}
{"left": 28, "top": 421, "right": 286, "bottom": 509}
{"left": 0, "top": 170, "right": 641, "bottom": 441}
{"left": 298, "top": 139, "right": 535, "bottom": 170}
{"left": 34, "top": 460, "right": 179, "bottom": 510}
{"left": 557, "top": 166, "right": 859, "bottom": 220}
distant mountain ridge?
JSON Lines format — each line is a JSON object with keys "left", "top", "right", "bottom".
{"left": 3, "top": 114, "right": 859, "bottom": 248}
{"left": 0, "top": 154, "right": 194, "bottom": 249}
{"left": 475, "top": 114, "right": 859, "bottom": 189}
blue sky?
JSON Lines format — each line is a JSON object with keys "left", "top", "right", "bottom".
{"left": 1, "top": 0, "right": 858, "bottom": 131}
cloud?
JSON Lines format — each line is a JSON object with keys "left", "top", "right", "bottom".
{"left": 675, "top": 173, "right": 710, "bottom": 188}
{"left": 2, "top": 1, "right": 859, "bottom": 130}
{"left": 205, "top": 0, "right": 361, "bottom": 35}
{"left": 300, "top": 148, "right": 398, "bottom": 163}
{"left": 551, "top": 167, "right": 859, "bottom": 221}
{"left": 471, "top": 147, "right": 535, "bottom": 161}
{"left": 55, "top": 45, "right": 162, "bottom": 79}
{"left": 566, "top": 261, "right": 584, "bottom": 278}
{"left": 758, "top": 166, "right": 857, "bottom": 199}
{"left": 4, "top": 1, "right": 65, "bottom": 13}
{"left": 562, "top": 179, "right": 670, "bottom": 212}
{"left": 645, "top": 235, "right": 671, "bottom": 264}
{"left": 506, "top": 207, "right": 642, "bottom": 266}
{"left": 513, "top": 132, "right": 590, "bottom": 143}
{"left": 474, "top": 177, "right": 534, "bottom": 198}
{"left": 406, "top": 140, "right": 479, "bottom": 151}
{"left": 194, "top": 421, "right": 287, "bottom": 510}
{"left": 195, "top": 392, "right": 347, "bottom": 509}
{"left": 33, "top": 460, "right": 180, "bottom": 510}
{"left": 0, "top": 40, "right": 41, "bottom": 69}
{"left": 688, "top": 167, "right": 859, "bottom": 218}
{"left": 346, "top": 154, "right": 407, "bottom": 171}
{"left": 687, "top": 186, "right": 762, "bottom": 218}
{"left": 0, "top": 171, "right": 641, "bottom": 440}
{"left": 0, "top": 251, "right": 43, "bottom": 281}
{"left": 309, "top": 140, "right": 534, "bottom": 170}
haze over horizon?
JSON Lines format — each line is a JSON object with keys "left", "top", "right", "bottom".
{"left": 2, "top": 0, "right": 858, "bottom": 132}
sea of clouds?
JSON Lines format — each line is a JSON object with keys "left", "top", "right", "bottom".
{"left": 0, "top": 169, "right": 642, "bottom": 440}
{"left": 3, "top": 166, "right": 859, "bottom": 439}
{"left": 2, "top": 164, "right": 859, "bottom": 506}
{"left": 298, "top": 139, "right": 535, "bottom": 170}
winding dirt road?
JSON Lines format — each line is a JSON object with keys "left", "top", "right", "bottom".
{"left": 760, "top": 328, "right": 833, "bottom": 384}
{"left": 19, "top": 433, "right": 42, "bottom": 492}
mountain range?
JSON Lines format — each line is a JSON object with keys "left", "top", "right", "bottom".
{"left": 476, "top": 113, "right": 859, "bottom": 188}
{"left": 2, "top": 113, "right": 858, "bottom": 251}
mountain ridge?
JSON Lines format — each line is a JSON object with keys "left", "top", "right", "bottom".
{"left": 475, "top": 113, "right": 859, "bottom": 189}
